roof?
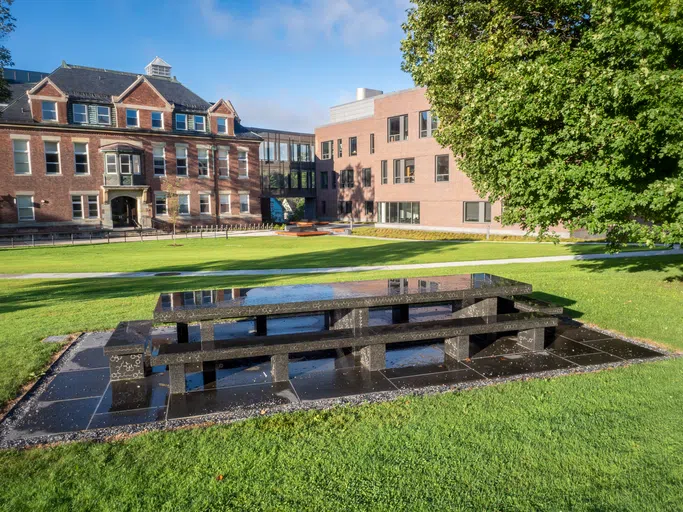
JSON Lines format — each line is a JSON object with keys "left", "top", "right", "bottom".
{"left": 147, "top": 56, "right": 171, "bottom": 68}
{"left": 246, "top": 126, "right": 314, "bottom": 138}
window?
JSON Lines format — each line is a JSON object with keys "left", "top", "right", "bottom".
{"left": 388, "top": 114, "right": 408, "bottom": 142}
{"left": 73, "top": 104, "right": 87, "bottom": 124}
{"left": 216, "top": 117, "right": 227, "bottom": 134}
{"left": 362, "top": 168, "right": 372, "bottom": 187}
{"left": 198, "top": 148, "right": 209, "bottom": 177}
{"left": 105, "top": 154, "right": 117, "bottom": 174}
{"left": 261, "top": 141, "right": 276, "bottom": 162}
{"left": 16, "top": 195, "right": 34, "bottom": 221}
{"left": 320, "top": 171, "right": 328, "bottom": 189}
{"left": 238, "top": 150, "right": 248, "bottom": 177}
{"left": 74, "top": 142, "right": 89, "bottom": 174}
{"left": 321, "top": 200, "right": 326, "bottom": 215}
{"left": 349, "top": 136, "right": 357, "bottom": 156}
{"left": 365, "top": 201, "right": 374, "bottom": 216}
{"left": 12, "top": 139, "right": 30, "bottom": 175}
{"left": 218, "top": 147, "right": 229, "bottom": 177}
{"left": 321, "top": 140, "right": 333, "bottom": 160}
{"left": 435, "top": 155, "right": 449, "bottom": 182}
{"left": 97, "top": 106, "right": 110, "bottom": 124}
{"left": 178, "top": 194, "right": 190, "bottom": 215}
{"left": 175, "top": 113, "right": 187, "bottom": 130}
{"left": 342, "top": 201, "right": 352, "bottom": 215}
{"left": 381, "top": 160, "right": 387, "bottom": 185}
{"left": 153, "top": 145, "right": 166, "bottom": 175}
{"left": 133, "top": 154, "right": 141, "bottom": 174}
{"left": 151, "top": 111, "right": 163, "bottom": 129}
{"left": 332, "top": 171, "right": 337, "bottom": 189}
{"left": 42, "top": 101, "right": 57, "bottom": 122}
{"left": 126, "top": 109, "right": 139, "bottom": 127}
{"left": 194, "top": 115, "right": 205, "bottom": 132}
{"left": 419, "top": 110, "right": 439, "bottom": 138}
{"left": 199, "top": 193, "right": 211, "bottom": 214}
{"left": 340, "top": 168, "right": 354, "bottom": 188}
{"left": 87, "top": 195, "right": 99, "bottom": 218}
{"left": 71, "top": 195, "right": 83, "bottom": 219}
{"left": 393, "top": 158, "right": 415, "bottom": 184}
{"left": 219, "top": 194, "right": 230, "bottom": 214}
{"left": 464, "top": 201, "right": 492, "bottom": 223}
{"left": 239, "top": 193, "right": 249, "bottom": 213}
{"left": 155, "top": 194, "right": 167, "bottom": 215}
{"left": 119, "top": 154, "right": 131, "bottom": 174}
{"left": 377, "top": 202, "right": 420, "bottom": 224}
{"left": 44, "top": 141, "right": 60, "bottom": 174}
{"left": 279, "top": 142, "right": 288, "bottom": 161}
{"left": 337, "top": 139, "right": 342, "bottom": 158}
{"left": 176, "top": 146, "right": 187, "bottom": 176}
{"left": 370, "top": 133, "right": 375, "bottom": 154}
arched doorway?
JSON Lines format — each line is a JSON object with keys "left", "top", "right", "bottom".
{"left": 111, "top": 196, "right": 138, "bottom": 228}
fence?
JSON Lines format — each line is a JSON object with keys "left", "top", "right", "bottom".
{"left": 0, "top": 223, "right": 279, "bottom": 248}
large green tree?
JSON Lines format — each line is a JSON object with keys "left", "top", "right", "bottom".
{"left": 0, "top": 0, "right": 14, "bottom": 103}
{"left": 402, "top": 0, "right": 683, "bottom": 245}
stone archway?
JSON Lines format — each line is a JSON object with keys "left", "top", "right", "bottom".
{"left": 111, "top": 196, "right": 138, "bottom": 228}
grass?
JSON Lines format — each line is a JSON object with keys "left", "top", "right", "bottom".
{"left": 0, "top": 235, "right": 656, "bottom": 274}
{"left": 0, "top": 254, "right": 681, "bottom": 510}
{"left": 353, "top": 226, "right": 606, "bottom": 242}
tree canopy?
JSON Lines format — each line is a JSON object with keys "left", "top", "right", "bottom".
{"left": 401, "top": 0, "right": 683, "bottom": 245}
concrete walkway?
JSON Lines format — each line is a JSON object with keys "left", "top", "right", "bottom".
{"left": 0, "top": 249, "right": 678, "bottom": 280}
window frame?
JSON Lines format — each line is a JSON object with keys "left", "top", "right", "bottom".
{"left": 198, "top": 148, "right": 210, "bottom": 177}
{"left": 12, "top": 139, "right": 31, "bottom": 175}
{"left": 419, "top": 110, "right": 438, "bottom": 138}
{"left": 44, "top": 141, "right": 61, "bottom": 175}
{"left": 238, "top": 149, "right": 248, "bottom": 178}
{"left": 41, "top": 101, "right": 57, "bottom": 122}
{"left": 74, "top": 142, "right": 89, "bottom": 175}
{"left": 16, "top": 194, "right": 35, "bottom": 221}
{"left": 362, "top": 168, "right": 372, "bottom": 187}
{"left": 71, "top": 195, "right": 83, "bottom": 219}
{"left": 105, "top": 153, "right": 117, "bottom": 174}
{"left": 365, "top": 201, "right": 374, "bottom": 216}
{"left": 219, "top": 193, "right": 231, "bottom": 215}
{"left": 176, "top": 145, "right": 188, "bottom": 176}
{"left": 392, "top": 158, "right": 415, "bottom": 184}
{"left": 218, "top": 147, "right": 229, "bottom": 178}
{"left": 97, "top": 106, "right": 110, "bottom": 124}
{"left": 349, "top": 136, "right": 357, "bottom": 156}
{"left": 72, "top": 103, "right": 88, "bottom": 124}
{"left": 380, "top": 160, "right": 387, "bottom": 185}
{"left": 155, "top": 193, "right": 168, "bottom": 216}
{"left": 119, "top": 154, "right": 132, "bottom": 174}
{"left": 199, "top": 193, "right": 211, "bottom": 215}
{"left": 153, "top": 145, "right": 166, "bottom": 176}
{"left": 194, "top": 115, "right": 206, "bottom": 132}
{"left": 435, "top": 154, "right": 449, "bottom": 182}
{"left": 321, "top": 140, "right": 333, "bottom": 160}
{"left": 239, "top": 193, "right": 250, "bottom": 214}
{"left": 175, "top": 113, "right": 187, "bottom": 131}
{"left": 463, "top": 201, "right": 492, "bottom": 223}
{"left": 387, "top": 114, "right": 408, "bottom": 142}
{"left": 370, "top": 133, "right": 375, "bottom": 154}
{"left": 126, "top": 109, "right": 139, "bottom": 128}
{"left": 151, "top": 111, "right": 164, "bottom": 130}
{"left": 337, "top": 138, "right": 342, "bottom": 158}
{"left": 320, "top": 171, "right": 328, "bottom": 189}
{"left": 87, "top": 195, "right": 99, "bottom": 218}
{"left": 177, "top": 194, "right": 190, "bottom": 216}
{"left": 216, "top": 117, "right": 228, "bottom": 134}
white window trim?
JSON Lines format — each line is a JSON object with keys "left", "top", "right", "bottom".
{"left": 105, "top": 153, "right": 118, "bottom": 174}
{"left": 216, "top": 117, "right": 228, "bottom": 134}
{"left": 153, "top": 144, "right": 166, "bottom": 176}
{"left": 239, "top": 192, "right": 250, "bottom": 214}
{"left": 199, "top": 192, "right": 212, "bottom": 216}
{"left": 175, "top": 113, "right": 187, "bottom": 131}
{"left": 41, "top": 101, "right": 58, "bottom": 123}
{"left": 177, "top": 193, "right": 191, "bottom": 216}
{"left": 151, "top": 111, "right": 164, "bottom": 130}
{"left": 126, "top": 108, "right": 139, "bottom": 128}
{"left": 97, "top": 106, "right": 111, "bottom": 125}
{"left": 219, "top": 193, "right": 231, "bottom": 215}
{"left": 237, "top": 148, "right": 248, "bottom": 178}
{"left": 44, "top": 141, "right": 61, "bottom": 175}
{"left": 218, "top": 145, "right": 230, "bottom": 179}
{"left": 12, "top": 139, "right": 31, "bottom": 176}
{"left": 71, "top": 194, "right": 84, "bottom": 219}
{"left": 74, "top": 142, "right": 90, "bottom": 175}
{"left": 119, "top": 154, "right": 132, "bottom": 174}
{"left": 87, "top": 194, "right": 100, "bottom": 219}
{"left": 175, "top": 143, "right": 189, "bottom": 176}
{"left": 321, "top": 140, "right": 333, "bottom": 160}
{"left": 16, "top": 194, "right": 35, "bottom": 222}
{"left": 197, "top": 147, "right": 210, "bottom": 178}
{"left": 72, "top": 103, "right": 88, "bottom": 124}
{"left": 194, "top": 115, "right": 206, "bottom": 132}
{"left": 154, "top": 192, "right": 168, "bottom": 216}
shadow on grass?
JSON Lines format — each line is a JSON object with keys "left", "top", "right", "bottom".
{"left": 572, "top": 252, "right": 683, "bottom": 276}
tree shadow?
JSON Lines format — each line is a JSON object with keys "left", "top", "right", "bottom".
{"left": 571, "top": 253, "right": 683, "bottom": 276}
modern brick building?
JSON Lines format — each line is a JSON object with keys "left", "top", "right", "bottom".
{"left": 315, "top": 87, "right": 570, "bottom": 236}
{"left": 0, "top": 58, "right": 264, "bottom": 231}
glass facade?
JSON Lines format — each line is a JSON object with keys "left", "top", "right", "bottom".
{"left": 377, "top": 202, "right": 420, "bottom": 224}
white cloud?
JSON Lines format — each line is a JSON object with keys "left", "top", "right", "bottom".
{"left": 198, "top": 0, "right": 408, "bottom": 47}
{"left": 226, "top": 93, "right": 329, "bottom": 133}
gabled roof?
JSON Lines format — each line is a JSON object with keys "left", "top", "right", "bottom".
{"left": 147, "top": 56, "right": 171, "bottom": 68}
{"left": 27, "top": 77, "right": 68, "bottom": 99}
{"left": 113, "top": 75, "right": 173, "bottom": 109}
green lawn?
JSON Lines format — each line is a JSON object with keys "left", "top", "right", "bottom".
{"left": 0, "top": 235, "right": 655, "bottom": 274}
{"left": 0, "top": 255, "right": 681, "bottom": 510}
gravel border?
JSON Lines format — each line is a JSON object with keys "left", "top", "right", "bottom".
{"left": 0, "top": 322, "right": 675, "bottom": 450}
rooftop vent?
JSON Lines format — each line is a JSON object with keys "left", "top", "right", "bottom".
{"left": 145, "top": 56, "right": 171, "bottom": 78}
{"left": 356, "top": 88, "right": 383, "bottom": 101}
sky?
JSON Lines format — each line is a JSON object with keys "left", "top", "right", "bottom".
{"left": 6, "top": 0, "right": 416, "bottom": 132}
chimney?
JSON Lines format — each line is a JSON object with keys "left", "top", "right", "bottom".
{"left": 145, "top": 57, "right": 172, "bottom": 78}
{"left": 356, "top": 88, "right": 383, "bottom": 101}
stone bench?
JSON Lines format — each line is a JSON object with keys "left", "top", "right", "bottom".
{"left": 151, "top": 312, "right": 559, "bottom": 394}
{"left": 104, "top": 321, "right": 153, "bottom": 381}
{"left": 508, "top": 295, "right": 564, "bottom": 315}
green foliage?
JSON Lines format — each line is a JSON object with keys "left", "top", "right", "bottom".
{"left": 0, "top": 0, "right": 14, "bottom": 103}
{"left": 352, "top": 226, "right": 605, "bottom": 242}
{"left": 402, "top": 0, "right": 683, "bottom": 247}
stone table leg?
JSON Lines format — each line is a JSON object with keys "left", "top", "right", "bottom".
{"left": 271, "top": 353, "right": 289, "bottom": 382}
{"left": 444, "top": 335, "right": 470, "bottom": 362}
{"left": 169, "top": 363, "right": 187, "bottom": 394}
{"left": 517, "top": 327, "right": 545, "bottom": 351}
{"left": 329, "top": 307, "right": 368, "bottom": 363}
{"left": 359, "top": 344, "right": 386, "bottom": 371}
{"left": 200, "top": 321, "right": 214, "bottom": 341}
{"left": 177, "top": 322, "right": 189, "bottom": 344}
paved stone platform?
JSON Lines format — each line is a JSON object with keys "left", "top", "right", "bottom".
{"left": 0, "top": 307, "right": 667, "bottom": 448}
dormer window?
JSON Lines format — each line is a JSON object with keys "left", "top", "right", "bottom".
{"left": 216, "top": 117, "right": 227, "bottom": 134}
{"left": 73, "top": 104, "right": 88, "bottom": 124}
{"left": 151, "top": 111, "right": 163, "bottom": 129}
{"left": 175, "top": 113, "right": 187, "bottom": 130}
{"left": 126, "top": 109, "right": 139, "bottom": 127}
{"left": 42, "top": 101, "right": 57, "bottom": 122}
{"left": 97, "top": 106, "right": 110, "bottom": 124}
{"left": 194, "top": 115, "right": 205, "bottom": 132}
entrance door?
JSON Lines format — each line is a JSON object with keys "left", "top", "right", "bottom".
{"left": 111, "top": 196, "right": 137, "bottom": 228}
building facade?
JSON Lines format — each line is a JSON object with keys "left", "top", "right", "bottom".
{"left": 0, "top": 59, "right": 263, "bottom": 231}
{"left": 315, "top": 87, "right": 570, "bottom": 236}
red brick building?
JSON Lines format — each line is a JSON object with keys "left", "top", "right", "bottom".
{"left": 315, "top": 87, "right": 571, "bottom": 237}
{"left": 0, "top": 58, "right": 263, "bottom": 230}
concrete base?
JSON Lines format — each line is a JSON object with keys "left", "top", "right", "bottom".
{"left": 271, "top": 354, "right": 289, "bottom": 382}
